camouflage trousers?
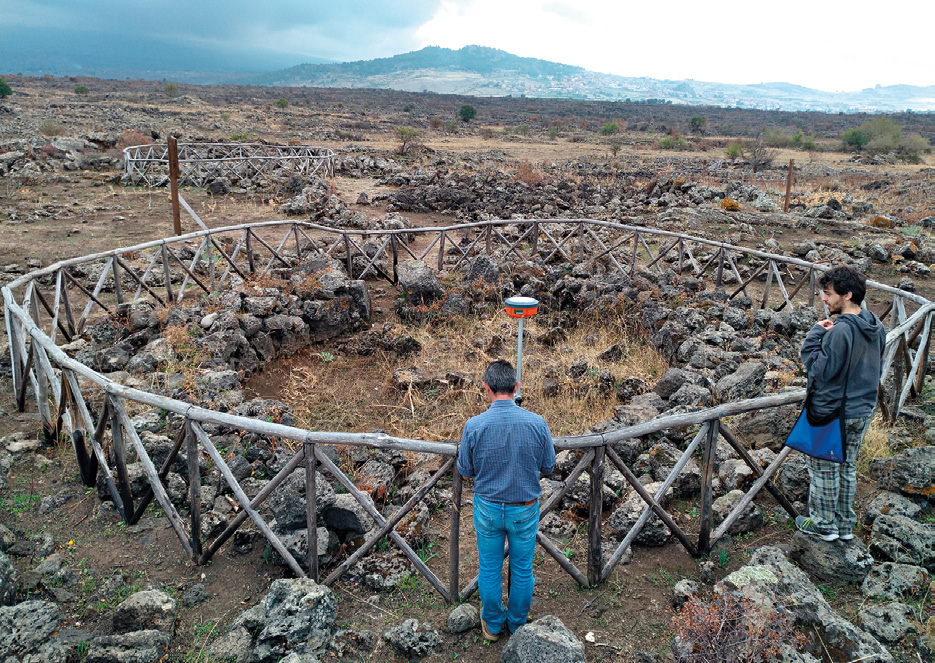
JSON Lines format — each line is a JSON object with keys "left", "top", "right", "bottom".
{"left": 805, "top": 417, "right": 871, "bottom": 537}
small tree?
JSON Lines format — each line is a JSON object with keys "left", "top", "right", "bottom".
{"left": 0, "top": 77, "right": 13, "bottom": 98}
{"left": 164, "top": 82, "right": 179, "bottom": 97}
{"left": 395, "top": 126, "right": 423, "bottom": 155}
{"left": 275, "top": 97, "right": 289, "bottom": 109}
{"left": 725, "top": 141, "right": 744, "bottom": 161}
{"left": 458, "top": 104, "right": 476, "bottom": 122}
{"left": 609, "top": 142, "right": 621, "bottom": 156}
{"left": 74, "top": 85, "right": 90, "bottom": 95}
{"left": 689, "top": 116, "right": 707, "bottom": 134}
{"left": 600, "top": 121, "right": 620, "bottom": 135}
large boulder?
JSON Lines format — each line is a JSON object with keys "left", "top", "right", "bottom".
{"left": 712, "top": 489, "right": 763, "bottom": 535}
{"left": 864, "top": 491, "right": 924, "bottom": 525}
{"left": 870, "top": 446, "right": 934, "bottom": 501}
{"left": 322, "top": 493, "right": 376, "bottom": 539}
{"left": 869, "top": 514, "right": 935, "bottom": 571}
{"left": 382, "top": 619, "right": 440, "bottom": 659}
{"left": 861, "top": 562, "right": 930, "bottom": 601}
{"left": 112, "top": 589, "right": 177, "bottom": 634}
{"left": 251, "top": 578, "right": 337, "bottom": 662}
{"left": 0, "top": 600, "right": 68, "bottom": 663}
{"left": 714, "top": 362, "right": 767, "bottom": 401}
{"left": 776, "top": 453, "right": 810, "bottom": 503}
{"left": 85, "top": 630, "right": 173, "bottom": 663}
{"left": 719, "top": 547, "right": 893, "bottom": 663}
{"left": 396, "top": 260, "right": 444, "bottom": 305}
{"left": 606, "top": 483, "right": 673, "bottom": 546}
{"left": 501, "top": 615, "right": 586, "bottom": 663}
{"left": 859, "top": 602, "right": 917, "bottom": 645}
{"left": 447, "top": 604, "right": 480, "bottom": 634}
{"left": 789, "top": 533, "right": 874, "bottom": 584}
{"left": 0, "top": 552, "right": 15, "bottom": 606}
{"left": 268, "top": 471, "right": 336, "bottom": 532}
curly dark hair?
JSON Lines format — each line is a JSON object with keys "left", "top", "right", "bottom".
{"left": 819, "top": 265, "right": 866, "bottom": 305}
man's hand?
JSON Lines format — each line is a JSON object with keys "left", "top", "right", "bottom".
{"left": 817, "top": 319, "right": 834, "bottom": 330}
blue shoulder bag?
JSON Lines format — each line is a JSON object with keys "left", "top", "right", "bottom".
{"left": 784, "top": 331, "right": 856, "bottom": 463}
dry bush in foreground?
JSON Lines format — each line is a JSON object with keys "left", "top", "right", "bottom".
{"left": 672, "top": 591, "right": 806, "bottom": 663}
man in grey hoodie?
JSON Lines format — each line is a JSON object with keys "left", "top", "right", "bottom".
{"left": 797, "top": 266, "right": 886, "bottom": 541}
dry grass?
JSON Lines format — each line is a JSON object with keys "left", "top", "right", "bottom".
{"left": 279, "top": 308, "right": 668, "bottom": 443}
{"left": 856, "top": 415, "right": 891, "bottom": 476}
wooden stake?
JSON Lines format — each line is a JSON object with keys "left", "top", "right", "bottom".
{"left": 168, "top": 136, "right": 182, "bottom": 236}
{"left": 783, "top": 159, "right": 794, "bottom": 213}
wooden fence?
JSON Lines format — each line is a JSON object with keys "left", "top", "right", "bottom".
{"left": 123, "top": 143, "right": 336, "bottom": 187}
{"left": 3, "top": 218, "right": 932, "bottom": 602}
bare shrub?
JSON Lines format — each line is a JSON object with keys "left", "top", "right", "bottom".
{"left": 747, "top": 134, "right": 779, "bottom": 173}
{"left": 39, "top": 118, "right": 66, "bottom": 136}
{"left": 672, "top": 592, "right": 806, "bottom": 663}
{"left": 117, "top": 129, "right": 150, "bottom": 150}
{"left": 513, "top": 160, "right": 542, "bottom": 186}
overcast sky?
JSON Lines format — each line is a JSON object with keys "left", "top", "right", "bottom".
{"left": 1, "top": 0, "right": 932, "bottom": 91}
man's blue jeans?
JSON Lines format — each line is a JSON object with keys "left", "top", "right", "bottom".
{"left": 472, "top": 495, "right": 539, "bottom": 634}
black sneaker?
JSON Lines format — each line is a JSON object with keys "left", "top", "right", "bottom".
{"left": 795, "top": 516, "right": 838, "bottom": 542}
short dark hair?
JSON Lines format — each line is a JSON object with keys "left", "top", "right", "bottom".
{"left": 483, "top": 359, "right": 516, "bottom": 395}
{"left": 819, "top": 265, "right": 867, "bottom": 305}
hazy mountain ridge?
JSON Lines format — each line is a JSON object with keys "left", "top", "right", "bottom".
{"left": 246, "top": 46, "right": 935, "bottom": 114}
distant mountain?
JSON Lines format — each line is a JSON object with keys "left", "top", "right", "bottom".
{"left": 246, "top": 46, "right": 935, "bottom": 114}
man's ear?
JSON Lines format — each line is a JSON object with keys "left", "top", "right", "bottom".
{"left": 513, "top": 382, "right": 520, "bottom": 395}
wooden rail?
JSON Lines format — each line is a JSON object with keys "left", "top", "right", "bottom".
{"left": 3, "top": 217, "right": 932, "bottom": 601}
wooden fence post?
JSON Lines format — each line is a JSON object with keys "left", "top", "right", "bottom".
{"left": 783, "top": 159, "right": 794, "bottom": 213}
{"left": 587, "top": 445, "right": 605, "bottom": 586}
{"left": 305, "top": 443, "right": 319, "bottom": 581}
{"left": 168, "top": 136, "right": 182, "bottom": 236}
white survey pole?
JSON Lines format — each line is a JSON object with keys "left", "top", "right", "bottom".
{"left": 504, "top": 296, "right": 539, "bottom": 406}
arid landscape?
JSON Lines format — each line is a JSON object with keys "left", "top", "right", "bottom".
{"left": 0, "top": 77, "right": 932, "bottom": 663}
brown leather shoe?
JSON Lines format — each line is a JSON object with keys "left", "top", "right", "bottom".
{"left": 479, "top": 602, "right": 499, "bottom": 642}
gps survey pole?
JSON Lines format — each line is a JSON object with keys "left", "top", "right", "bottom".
{"left": 504, "top": 296, "right": 539, "bottom": 406}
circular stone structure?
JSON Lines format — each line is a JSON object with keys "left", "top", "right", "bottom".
{"left": 3, "top": 218, "right": 932, "bottom": 600}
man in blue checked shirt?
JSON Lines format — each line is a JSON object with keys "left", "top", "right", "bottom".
{"left": 457, "top": 359, "right": 555, "bottom": 641}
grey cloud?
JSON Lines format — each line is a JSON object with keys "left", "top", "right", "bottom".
{"left": 1, "top": 0, "right": 444, "bottom": 61}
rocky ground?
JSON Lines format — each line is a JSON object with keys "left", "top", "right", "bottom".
{"left": 0, "top": 79, "right": 933, "bottom": 662}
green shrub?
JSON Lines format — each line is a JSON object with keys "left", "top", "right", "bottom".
{"left": 660, "top": 136, "right": 673, "bottom": 149}
{"left": 763, "top": 127, "right": 792, "bottom": 147}
{"left": 0, "top": 77, "right": 12, "bottom": 98}
{"left": 73, "top": 85, "right": 90, "bottom": 95}
{"left": 458, "top": 104, "right": 476, "bottom": 122}
{"left": 516, "top": 123, "right": 531, "bottom": 137}
{"left": 725, "top": 141, "right": 744, "bottom": 161}
{"left": 898, "top": 132, "right": 930, "bottom": 162}
{"left": 600, "top": 121, "right": 620, "bottom": 135}
{"left": 480, "top": 128, "right": 496, "bottom": 139}
{"left": 548, "top": 128, "right": 559, "bottom": 140}
{"left": 689, "top": 116, "right": 707, "bottom": 134}
{"left": 275, "top": 97, "right": 289, "bottom": 109}
{"left": 403, "top": 104, "right": 412, "bottom": 112}
{"left": 164, "top": 82, "right": 179, "bottom": 97}
{"left": 842, "top": 128, "right": 867, "bottom": 151}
